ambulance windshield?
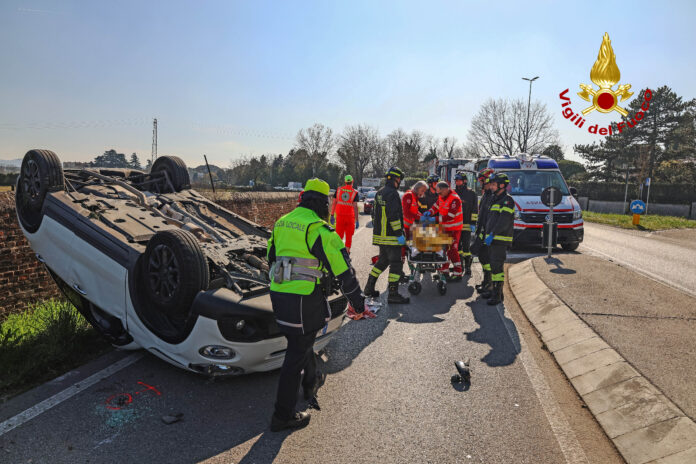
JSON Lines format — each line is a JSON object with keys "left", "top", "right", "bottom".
{"left": 504, "top": 170, "right": 569, "bottom": 196}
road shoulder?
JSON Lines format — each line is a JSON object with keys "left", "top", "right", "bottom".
{"left": 509, "top": 259, "right": 696, "bottom": 464}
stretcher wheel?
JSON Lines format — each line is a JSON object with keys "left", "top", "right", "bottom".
{"left": 408, "top": 282, "right": 422, "bottom": 295}
{"left": 437, "top": 281, "right": 447, "bottom": 295}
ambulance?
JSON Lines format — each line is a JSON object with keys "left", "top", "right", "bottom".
{"left": 465, "top": 154, "right": 584, "bottom": 251}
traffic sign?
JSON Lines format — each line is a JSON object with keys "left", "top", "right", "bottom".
{"left": 541, "top": 186, "right": 562, "bottom": 207}
{"left": 630, "top": 200, "right": 646, "bottom": 214}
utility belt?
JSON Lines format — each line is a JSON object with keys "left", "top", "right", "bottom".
{"left": 270, "top": 256, "right": 325, "bottom": 284}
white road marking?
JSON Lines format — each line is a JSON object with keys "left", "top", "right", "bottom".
{"left": 581, "top": 244, "right": 696, "bottom": 299}
{"left": 0, "top": 353, "right": 143, "bottom": 437}
{"left": 495, "top": 303, "right": 588, "bottom": 464}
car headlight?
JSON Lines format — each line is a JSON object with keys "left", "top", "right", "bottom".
{"left": 199, "top": 345, "right": 236, "bottom": 360}
{"left": 573, "top": 210, "right": 582, "bottom": 220}
{"left": 514, "top": 209, "right": 521, "bottom": 220}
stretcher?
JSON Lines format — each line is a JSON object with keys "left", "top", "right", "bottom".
{"left": 405, "top": 224, "right": 453, "bottom": 296}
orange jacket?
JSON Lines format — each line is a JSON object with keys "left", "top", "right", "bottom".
{"left": 402, "top": 189, "right": 421, "bottom": 228}
{"left": 333, "top": 185, "right": 358, "bottom": 218}
{"left": 427, "top": 191, "right": 463, "bottom": 231}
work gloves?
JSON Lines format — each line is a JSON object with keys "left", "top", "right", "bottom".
{"left": 470, "top": 224, "right": 476, "bottom": 233}
{"left": 397, "top": 235, "right": 406, "bottom": 245}
{"left": 330, "top": 215, "right": 335, "bottom": 225}
{"left": 484, "top": 234, "right": 494, "bottom": 246}
{"left": 355, "top": 219, "right": 359, "bottom": 229}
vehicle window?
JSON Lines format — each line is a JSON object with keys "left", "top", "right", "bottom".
{"left": 504, "top": 170, "right": 569, "bottom": 196}
{"left": 366, "top": 191, "right": 376, "bottom": 199}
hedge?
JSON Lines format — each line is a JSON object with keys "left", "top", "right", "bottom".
{"left": 573, "top": 182, "right": 696, "bottom": 204}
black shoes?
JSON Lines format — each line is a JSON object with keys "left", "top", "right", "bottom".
{"left": 486, "top": 282, "right": 504, "bottom": 305}
{"left": 464, "top": 256, "right": 473, "bottom": 276}
{"left": 475, "top": 271, "right": 491, "bottom": 294}
{"left": 388, "top": 283, "right": 410, "bottom": 304}
{"left": 270, "top": 411, "right": 311, "bottom": 432}
{"left": 363, "top": 275, "right": 380, "bottom": 298}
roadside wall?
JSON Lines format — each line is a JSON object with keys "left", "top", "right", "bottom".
{"left": 0, "top": 190, "right": 297, "bottom": 319}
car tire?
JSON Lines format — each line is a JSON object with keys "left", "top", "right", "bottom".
{"left": 561, "top": 242, "right": 580, "bottom": 252}
{"left": 140, "top": 229, "right": 209, "bottom": 318}
{"left": 151, "top": 155, "right": 190, "bottom": 192}
{"left": 408, "top": 282, "right": 422, "bottom": 295}
{"left": 15, "top": 149, "right": 64, "bottom": 233}
{"left": 437, "top": 281, "right": 447, "bottom": 295}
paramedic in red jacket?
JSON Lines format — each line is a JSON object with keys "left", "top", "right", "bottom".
{"left": 402, "top": 180, "right": 428, "bottom": 239}
{"left": 330, "top": 175, "right": 359, "bottom": 252}
{"left": 422, "top": 181, "right": 464, "bottom": 278}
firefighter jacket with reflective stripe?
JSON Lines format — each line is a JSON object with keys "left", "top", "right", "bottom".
{"left": 484, "top": 191, "right": 515, "bottom": 246}
{"left": 422, "top": 188, "right": 439, "bottom": 212}
{"left": 475, "top": 190, "right": 493, "bottom": 240}
{"left": 428, "top": 191, "right": 463, "bottom": 232}
{"left": 402, "top": 189, "right": 421, "bottom": 228}
{"left": 333, "top": 185, "right": 357, "bottom": 218}
{"left": 267, "top": 207, "right": 349, "bottom": 295}
{"left": 372, "top": 183, "right": 403, "bottom": 246}
{"left": 455, "top": 185, "right": 478, "bottom": 226}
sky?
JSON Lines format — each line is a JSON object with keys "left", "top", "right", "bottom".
{"left": 1, "top": 0, "right": 695, "bottom": 167}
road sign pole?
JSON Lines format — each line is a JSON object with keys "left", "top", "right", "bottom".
{"left": 547, "top": 189, "right": 554, "bottom": 258}
{"left": 645, "top": 179, "right": 651, "bottom": 215}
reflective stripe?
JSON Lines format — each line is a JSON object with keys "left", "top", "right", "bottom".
{"left": 478, "top": 233, "right": 484, "bottom": 239}
{"left": 370, "top": 267, "right": 383, "bottom": 277}
{"left": 388, "top": 273, "right": 400, "bottom": 282}
{"left": 404, "top": 218, "right": 414, "bottom": 226}
{"left": 381, "top": 206, "right": 387, "bottom": 237}
{"left": 373, "top": 236, "right": 400, "bottom": 245}
{"left": 500, "top": 206, "right": 514, "bottom": 214}
{"left": 442, "top": 221, "right": 463, "bottom": 229}
{"left": 459, "top": 251, "right": 471, "bottom": 257}
{"left": 490, "top": 205, "right": 501, "bottom": 212}
{"left": 491, "top": 272, "right": 505, "bottom": 282}
{"left": 390, "top": 220, "right": 402, "bottom": 230}
{"left": 471, "top": 214, "right": 478, "bottom": 221}
{"left": 277, "top": 320, "right": 304, "bottom": 328}
{"left": 494, "top": 235, "right": 513, "bottom": 242}
{"left": 277, "top": 256, "right": 319, "bottom": 267}
{"left": 482, "top": 263, "right": 491, "bottom": 271}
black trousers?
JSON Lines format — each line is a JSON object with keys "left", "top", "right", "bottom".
{"left": 274, "top": 330, "right": 319, "bottom": 420}
{"left": 458, "top": 230, "right": 472, "bottom": 257}
{"left": 489, "top": 243, "right": 507, "bottom": 282}
{"left": 370, "top": 244, "right": 403, "bottom": 284}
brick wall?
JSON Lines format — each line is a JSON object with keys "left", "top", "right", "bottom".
{"left": 0, "top": 191, "right": 297, "bottom": 319}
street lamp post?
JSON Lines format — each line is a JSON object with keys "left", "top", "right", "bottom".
{"left": 522, "top": 76, "right": 539, "bottom": 153}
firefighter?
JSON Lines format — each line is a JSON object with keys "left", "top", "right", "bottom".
{"left": 402, "top": 180, "right": 428, "bottom": 239}
{"left": 330, "top": 175, "right": 359, "bottom": 252}
{"left": 480, "top": 172, "right": 514, "bottom": 305}
{"left": 267, "top": 178, "right": 370, "bottom": 432}
{"left": 421, "top": 174, "right": 440, "bottom": 212}
{"left": 422, "top": 181, "right": 464, "bottom": 279}
{"left": 364, "top": 167, "right": 410, "bottom": 304}
{"left": 453, "top": 173, "right": 478, "bottom": 276}
{"left": 473, "top": 168, "right": 495, "bottom": 295}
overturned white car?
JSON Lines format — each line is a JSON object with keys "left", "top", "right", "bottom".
{"left": 15, "top": 149, "right": 347, "bottom": 375}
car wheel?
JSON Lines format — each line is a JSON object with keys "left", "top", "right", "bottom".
{"left": 15, "top": 149, "right": 64, "bottom": 233}
{"left": 151, "top": 155, "right": 190, "bottom": 192}
{"left": 561, "top": 242, "right": 580, "bottom": 252}
{"left": 140, "top": 229, "right": 209, "bottom": 318}
{"left": 437, "top": 281, "right": 447, "bottom": 295}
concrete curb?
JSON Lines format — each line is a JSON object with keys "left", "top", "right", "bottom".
{"left": 509, "top": 259, "right": 696, "bottom": 464}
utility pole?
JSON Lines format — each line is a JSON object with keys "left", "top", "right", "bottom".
{"left": 151, "top": 118, "right": 158, "bottom": 164}
{"left": 522, "top": 76, "right": 539, "bottom": 153}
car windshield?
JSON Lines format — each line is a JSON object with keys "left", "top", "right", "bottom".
{"left": 366, "top": 191, "right": 376, "bottom": 199}
{"left": 504, "top": 170, "right": 569, "bottom": 196}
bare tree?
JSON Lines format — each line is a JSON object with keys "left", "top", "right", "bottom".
{"left": 441, "top": 136, "right": 463, "bottom": 159}
{"left": 295, "top": 123, "right": 335, "bottom": 176}
{"left": 467, "top": 98, "right": 558, "bottom": 157}
{"left": 337, "top": 124, "right": 384, "bottom": 186}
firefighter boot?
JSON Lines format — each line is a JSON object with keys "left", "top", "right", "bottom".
{"left": 464, "top": 256, "right": 473, "bottom": 276}
{"left": 475, "top": 271, "right": 491, "bottom": 294}
{"left": 363, "top": 275, "right": 380, "bottom": 298}
{"left": 486, "top": 281, "right": 504, "bottom": 306}
{"left": 387, "top": 282, "right": 410, "bottom": 304}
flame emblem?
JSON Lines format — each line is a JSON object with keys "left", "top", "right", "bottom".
{"left": 578, "top": 33, "right": 633, "bottom": 116}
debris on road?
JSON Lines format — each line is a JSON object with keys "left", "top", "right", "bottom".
{"left": 451, "top": 359, "right": 471, "bottom": 384}
{"left": 161, "top": 413, "right": 184, "bottom": 425}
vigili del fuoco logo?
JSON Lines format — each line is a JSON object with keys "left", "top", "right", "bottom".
{"left": 559, "top": 32, "right": 651, "bottom": 136}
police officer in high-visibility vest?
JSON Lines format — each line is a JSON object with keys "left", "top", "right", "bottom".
{"left": 422, "top": 181, "right": 464, "bottom": 279}
{"left": 364, "top": 167, "right": 410, "bottom": 304}
{"left": 453, "top": 173, "right": 478, "bottom": 276}
{"left": 267, "top": 178, "right": 368, "bottom": 432}
{"left": 330, "top": 175, "right": 359, "bottom": 252}
{"left": 473, "top": 168, "right": 495, "bottom": 295}
{"left": 480, "top": 172, "right": 514, "bottom": 305}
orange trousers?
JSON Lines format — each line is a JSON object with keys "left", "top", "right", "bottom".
{"left": 335, "top": 215, "right": 356, "bottom": 249}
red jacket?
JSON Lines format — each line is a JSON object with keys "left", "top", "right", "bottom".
{"left": 427, "top": 191, "right": 463, "bottom": 231}
{"left": 402, "top": 189, "right": 421, "bottom": 228}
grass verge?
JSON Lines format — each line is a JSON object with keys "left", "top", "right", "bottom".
{"left": 0, "top": 299, "right": 111, "bottom": 401}
{"left": 583, "top": 211, "right": 696, "bottom": 231}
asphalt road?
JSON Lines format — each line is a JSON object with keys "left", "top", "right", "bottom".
{"left": 580, "top": 222, "right": 696, "bottom": 298}
{"left": 0, "top": 217, "right": 622, "bottom": 463}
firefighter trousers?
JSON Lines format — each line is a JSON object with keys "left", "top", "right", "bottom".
{"left": 489, "top": 243, "right": 507, "bottom": 282}
{"left": 458, "top": 230, "right": 472, "bottom": 258}
{"left": 369, "top": 245, "right": 404, "bottom": 284}
{"left": 478, "top": 244, "right": 491, "bottom": 274}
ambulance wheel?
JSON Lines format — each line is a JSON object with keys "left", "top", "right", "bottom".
{"left": 408, "top": 282, "right": 422, "bottom": 295}
{"left": 437, "top": 281, "right": 447, "bottom": 295}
